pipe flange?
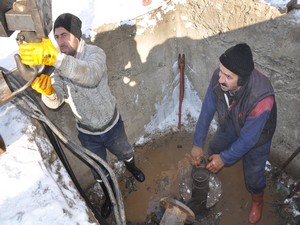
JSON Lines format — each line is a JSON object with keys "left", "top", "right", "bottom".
{"left": 160, "top": 197, "right": 195, "bottom": 224}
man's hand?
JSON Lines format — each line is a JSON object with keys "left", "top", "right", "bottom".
{"left": 190, "top": 146, "right": 204, "bottom": 166}
{"left": 19, "top": 38, "right": 58, "bottom": 66}
{"left": 206, "top": 154, "right": 224, "bottom": 174}
{"left": 31, "top": 74, "right": 54, "bottom": 96}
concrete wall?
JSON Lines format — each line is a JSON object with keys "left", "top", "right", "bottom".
{"left": 41, "top": 0, "right": 300, "bottom": 188}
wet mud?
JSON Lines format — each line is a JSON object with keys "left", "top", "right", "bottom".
{"left": 87, "top": 130, "right": 297, "bottom": 224}
{"left": 118, "top": 131, "right": 289, "bottom": 225}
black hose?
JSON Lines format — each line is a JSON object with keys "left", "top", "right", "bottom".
{"left": 2, "top": 69, "right": 111, "bottom": 225}
{"left": 40, "top": 113, "right": 110, "bottom": 225}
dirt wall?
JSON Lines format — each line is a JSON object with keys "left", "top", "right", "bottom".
{"left": 93, "top": 0, "right": 300, "bottom": 177}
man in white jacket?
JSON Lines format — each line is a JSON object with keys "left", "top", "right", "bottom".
{"left": 19, "top": 13, "right": 145, "bottom": 219}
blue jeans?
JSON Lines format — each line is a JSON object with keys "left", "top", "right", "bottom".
{"left": 78, "top": 116, "right": 134, "bottom": 162}
{"left": 209, "top": 120, "right": 271, "bottom": 194}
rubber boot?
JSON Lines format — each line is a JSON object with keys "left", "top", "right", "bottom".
{"left": 97, "top": 179, "right": 112, "bottom": 219}
{"left": 249, "top": 192, "right": 264, "bottom": 225}
{"left": 124, "top": 157, "right": 145, "bottom": 182}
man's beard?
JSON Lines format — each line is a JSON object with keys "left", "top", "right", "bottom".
{"left": 66, "top": 47, "right": 77, "bottom": 57}
{"left": 60, "top": 45, "right": 76, "bottom": 56}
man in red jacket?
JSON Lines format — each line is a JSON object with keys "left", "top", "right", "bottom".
{"left": 190, "top": 43, "right": 277, "bottom": 225}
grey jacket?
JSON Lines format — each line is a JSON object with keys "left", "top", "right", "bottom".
{"left": 42, "top": 40, "right": 119, "bottom": 135}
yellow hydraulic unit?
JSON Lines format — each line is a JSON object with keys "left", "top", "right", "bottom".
{"left": 0, "top": 0, "right": 52, "bottom": 106}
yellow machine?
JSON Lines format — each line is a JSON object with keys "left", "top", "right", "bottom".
{"left": 0, "top": 0, "right": 52, "bottom": 105}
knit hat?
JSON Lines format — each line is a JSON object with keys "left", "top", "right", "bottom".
{"left": 54, "top": 13, "right": 82, "bottom": 40}
{"left": 219, "top": 43, "right": 254, "bottom": 77}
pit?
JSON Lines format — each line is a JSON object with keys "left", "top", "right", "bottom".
{"left": 85, "top": 130, "right": 297, "bottom": 225}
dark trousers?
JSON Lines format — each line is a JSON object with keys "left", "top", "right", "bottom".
{"left": 78, "top": 116, "right": 134, "bottom": 162}
{"left": 209, "top": 120, "right": 271, "bottom": 194}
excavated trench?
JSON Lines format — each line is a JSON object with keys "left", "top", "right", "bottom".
{"left": 37, "top": 0, "right": 300, "bottom": 224}
{"left": 86, "top": 130, "right": 297, "bottom": 225}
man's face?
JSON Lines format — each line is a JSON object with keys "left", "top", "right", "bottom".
{"left": 218, "top": 63, "right": 240, "bottom": 92}
{"left": 54, "top": 27, "right": 80, "bottom": 56}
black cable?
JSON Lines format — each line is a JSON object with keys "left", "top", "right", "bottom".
{"left": 2, "top": 69, "right": 109, "bottom": 225}
{"left": 26, "top": 98, "right": 110, "bottom": 225}
{"left": 41, "top": 121, "right": 110, "bottom": 225}
{"left": 14, "top": 96, "right": 124, "bottom": 224}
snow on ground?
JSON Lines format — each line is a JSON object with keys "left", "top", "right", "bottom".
{"left": 0, "top": 0, "right": 299, "bottom": 225}
{"left": 0, "top": 104, "right": 95, "bottom": 225}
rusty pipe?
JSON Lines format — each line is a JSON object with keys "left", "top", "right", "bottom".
{"left": 159, "top": 197, "right": 195, "bottom": 225}
{"left": 178, "top": 54, "right": 185, "bottom": 129}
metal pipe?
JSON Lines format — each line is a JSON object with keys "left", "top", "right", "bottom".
{"left": 159, "top": 197, "right": 195, "bottom": 225}
{"left": 178, "top": 54, "right": 185, "bottom": 129}
{"left": 0, "top": 56, "right": 38, "bottom": 106}
{"left": 187, "top": 167, "right": 210, "bottom": 213}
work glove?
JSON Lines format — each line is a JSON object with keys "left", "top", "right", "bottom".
{"left": 190, "top": 145, "right": 204, "bottom": 166}
{"left": 19, "top": 38, "right": 58, "bottom": 66}
{"left": 31, "top": 74, "right": 54, "bottom": 96}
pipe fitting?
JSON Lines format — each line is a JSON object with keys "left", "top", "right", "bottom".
{"left": 159, "top": 197, "right": 195, "bottom": 225}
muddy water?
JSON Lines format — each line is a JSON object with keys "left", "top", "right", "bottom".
{"left": 119, "top": 131, "right": 284, "bottom": 225}
{"left": 119, "top": 131, "right": 191, "bottom": 223}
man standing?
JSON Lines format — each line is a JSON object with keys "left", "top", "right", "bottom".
{"left": 190, "top": 43, "right": 277, "bottom": 225}
{"left": 19, "top": 13, "right": 145, "bottom": 218}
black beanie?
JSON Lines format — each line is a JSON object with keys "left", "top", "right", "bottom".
{"left": 219, "top": 43, "right": 254, "bottom": 77}
{"left": 54, "top": 13, "right": 82, "bottom": 40}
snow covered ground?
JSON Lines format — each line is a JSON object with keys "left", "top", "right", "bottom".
{"left": 0, "top": 0, "right": 299, "bottom": 225}
{"left": 0, "top": 104, "right": 95, "bottom": 224}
